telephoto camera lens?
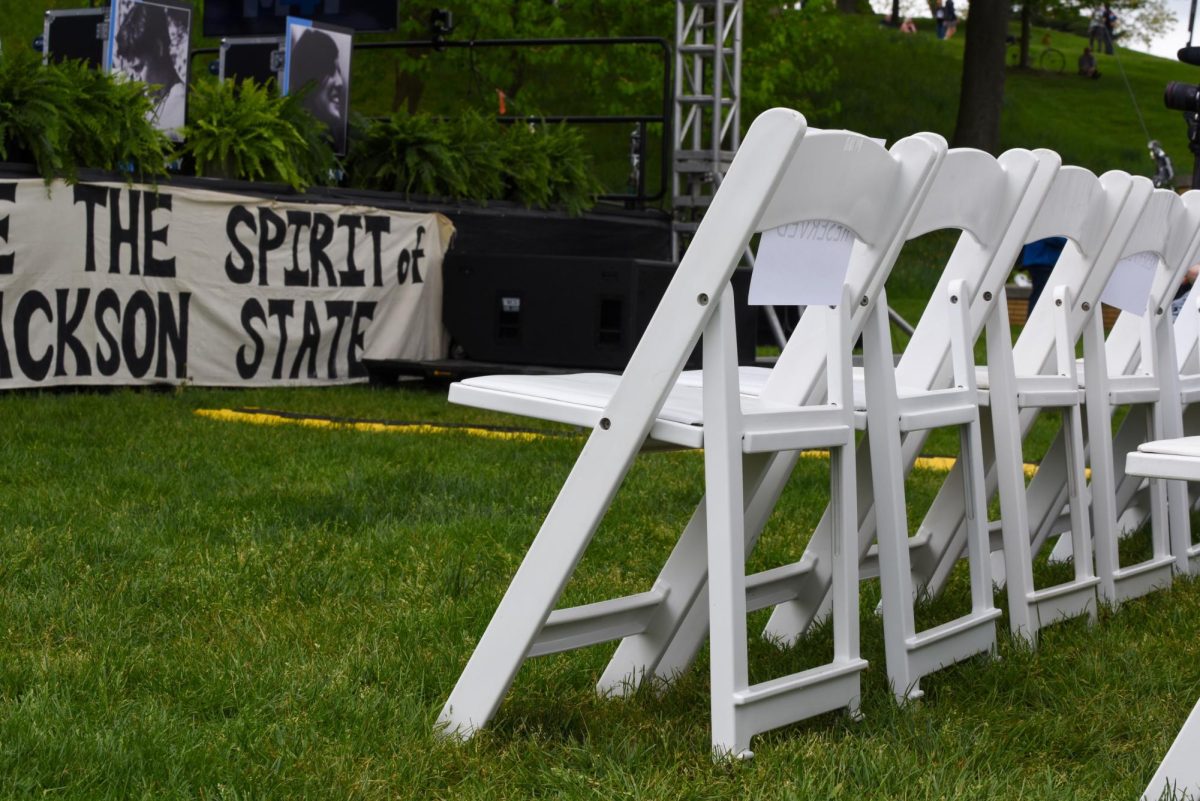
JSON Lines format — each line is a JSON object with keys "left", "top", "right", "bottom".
{"left": 1165, "top": 81, "right": 1200, "bottom": 112}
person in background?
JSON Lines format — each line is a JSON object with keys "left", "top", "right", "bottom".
{"left": 1172, "top": 264, "right": 1200, "bottom": 320}
{"left": 1102, "top": 4, "right": 1117, "bottom": 54}
{"left": 899, "top": 16, "right": 917, "bottom": 34}
{"left": 1078, "top": 46, "right": 1101, "bottom": 79}
{"left": 1088, "top": 6, "right": 1106, "bottom": 51}
{"left": 943, "top": 0, "right": 958, "bottom": 38}
{"left": 934, "top": 1, "right": 946, "bottom": 39}
{"left": 1022, "top": 236, "right": 1068, "bottom": 316}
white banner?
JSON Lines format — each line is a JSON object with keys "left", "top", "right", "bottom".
{"left": 0, "top": 179, "right": 453, "bottom": 388}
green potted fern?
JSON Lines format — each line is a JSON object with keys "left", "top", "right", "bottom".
{"left": 0, "top": 49, "right": 173, "bottom": 184}
{"left": 179, "top": 78, "right": 335, "bottom": 191}
{"left": 345, "top": 110, "right": 603, "bottom": 213}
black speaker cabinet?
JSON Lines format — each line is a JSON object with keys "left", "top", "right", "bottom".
{"left": 443, "top": 254, "right": 756, "bottom": 370}
{"left": 43, "top": 9, "right": 107, "bottom": 69}
{"left": 219, "top": 37, "right": 284, "bottom": 85}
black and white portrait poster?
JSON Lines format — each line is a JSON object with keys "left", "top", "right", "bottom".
{"left": 283, "top": 17, "right": 352, "bottom": 155}
{"left": 106, "top": 0, "right": 192, "bottom": 141}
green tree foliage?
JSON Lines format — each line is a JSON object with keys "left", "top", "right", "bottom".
{"left": 743, "top": 0, "right": 845, "bottom": 121}
{"left": 1021, "top": 0, "right": 1177, "bottom": 51}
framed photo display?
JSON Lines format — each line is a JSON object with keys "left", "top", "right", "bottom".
{"left": 282, "top": 17, "right": 352, "bottom": 155}
{"left": 106, "top": 0, "right": 193, "bottom": 141}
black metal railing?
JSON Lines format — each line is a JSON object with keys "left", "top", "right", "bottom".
{"left": 190, "top": 36, "right": 673, "bottom": 206}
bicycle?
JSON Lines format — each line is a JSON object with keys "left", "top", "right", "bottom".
{"left": 1006, "top": 37, "right": 1066, "bottom": 73}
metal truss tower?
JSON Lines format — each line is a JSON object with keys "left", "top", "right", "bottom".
{"left": 672, "top": 0, "right": 743, "bottom": 261}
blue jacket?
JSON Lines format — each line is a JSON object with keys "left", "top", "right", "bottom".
{"left": 1022, "top": 236, "right": 1067, "bottom": 267}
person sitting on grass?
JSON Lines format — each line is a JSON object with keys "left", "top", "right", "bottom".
{"left": 899, "top": 16, "right": 917, "bottom": 34}
{"left": 1078, "top": 47, "right": 1101, "bottom": 79}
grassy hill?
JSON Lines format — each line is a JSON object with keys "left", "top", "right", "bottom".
{"left": 810, "top": 16, "right": 1192, "bottom": 183}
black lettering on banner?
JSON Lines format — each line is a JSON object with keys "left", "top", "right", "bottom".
{"left": 74, "top": 185, "right": 108, "bottom": 273}
{"left": 336, "top": 215, "right": 366, "bottom": 287}
{"left": 94, "top": 288, "right": 122, "bottom": 376}
{"left": 348, "top": 301, "right": 375, "bottom": 378}
{"left": 324, "top": 300, "right": 353, "bottom": 379}
{"left": 364, "top": 217, "right": 390, "bottom": 286}
{"left": 309, "top": 213, "right": 336, "bottom": 286}
{"left": 143, "top": 193, "right": 175, "bottom": 278}
{"left": 14, "top": 290, "right": 52, "bottom": 381}
{"left": 398, "top": 226, "right": 426, "bottom": 284}
{"left": 267, "top": 299, "right": 295, "bottom": 379}
{"left": 257, "top": 208, "right": 287, "bottom": 287}
{"left": 55, "top": 288, "right": 91, "bottom": 377}
{"left": 0, "top": 294, "right": 12, "bottom": 378}
{"left": 109, "top": 188, "right": 140, "bottom": 275}
{"left": 284, "top": 211, "right": 312, "bottom": 287}
{"left": 122, "top": 290, "right": 156, "bottom": 378}
{"left": 225, "top": 206, "right": 257, "bottom": 284}
{"left": 0, "top": 182, "right": 15, "bottom": 276}
{"left": 291, "top": 300, "right": 321, "bottom": 379}
{"left": 236, "top": 298, "right": 266, "bottom": 379}
{"left": 156, "top": 291, "right": 189, "bottom": 379}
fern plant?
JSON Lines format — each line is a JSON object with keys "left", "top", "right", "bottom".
{"left": 345, "top": 110, "right": 602, "bottom": 213}
{"left": 344, "top": 111, "right": 473, "bottom": 198}
{"left": 0, "top": 48, "right": 73, "bottom": 180}
{"left": 180, "top": 78, "right": 334, "bottom": 191}
{"left": 0, "top": 50, "right": 172, "bottom": 184}
{"left": 497, "top": 120, "right": 604, "bottom": 215}
{"left": 57, "top": 60, "right": 172, "bottom": 182}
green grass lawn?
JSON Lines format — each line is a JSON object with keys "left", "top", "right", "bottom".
{"left": 0, "top": 383, "right": 1195, "bottom": 799}
{"left": 2, "top": 7, "right": 1198, "bottom": 798}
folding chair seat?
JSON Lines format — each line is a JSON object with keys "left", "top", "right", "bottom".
{"left": 437, "top": 111, "right": 947, "bottom": 758}
{"left": 909, "top": 169, "right": 1156, "bottom": 642}
{"left": 661, "top": 147, "right": 1061, "bottom": 702}
{"left": 1127, "top": 435, "right": 1200, "bottom": 482}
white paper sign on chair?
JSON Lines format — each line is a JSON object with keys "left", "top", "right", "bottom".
{"left": 749, "top": 220, "right": 856, "bottom": 306}
{"left": 1100, "top": 250, "right": 1159, "bottom": 315}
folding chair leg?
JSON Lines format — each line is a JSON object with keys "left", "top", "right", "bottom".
{"left": 437, "top": 442, "right": 639, "bottom": 737}
{"left": 702, "top": 288, "right": 753, "bottom": 757}
{"left": 701, "top": 290, "right": 865, "bottom": 758}
{"left": 864, "top": 288, "right": 998, "bottom": 703}
{"left": 596, "top": 450, "right": 790, "bottom": 694}
{"left": 1083, "top": 312, "right": 1174, "bottom": 605}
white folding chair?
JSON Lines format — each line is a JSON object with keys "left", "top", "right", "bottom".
{"left": 906, "top": 170, "right": 1156, "bottom": 642}
{"left": 1104, "top": 192, "right": 1200, "bottom": 576}
{"left": 437, "top": 111, "right": 947, "bottom": 758}
{"left": 656, "top": 148, "right": 1061, "bottom": 702}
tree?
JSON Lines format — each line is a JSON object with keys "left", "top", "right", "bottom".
{"left": 1014, "top": 0, "right": 1177, "bottom": 57}
{"left": 952, "top": 1, "right": 1008, "bottom": 153}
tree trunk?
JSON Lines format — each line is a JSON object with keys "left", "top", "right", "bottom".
{"left": 952, "top": 1, "right": 1009, "bottom": 153}
{"left": 837, "top": 0, "right": 858, "bottom": 12}
{"left": 1019, "top": 2, "right": 1033, "bottom": 69}
{"left": 892, "top": 0, "right": 901, "bottom": 22}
